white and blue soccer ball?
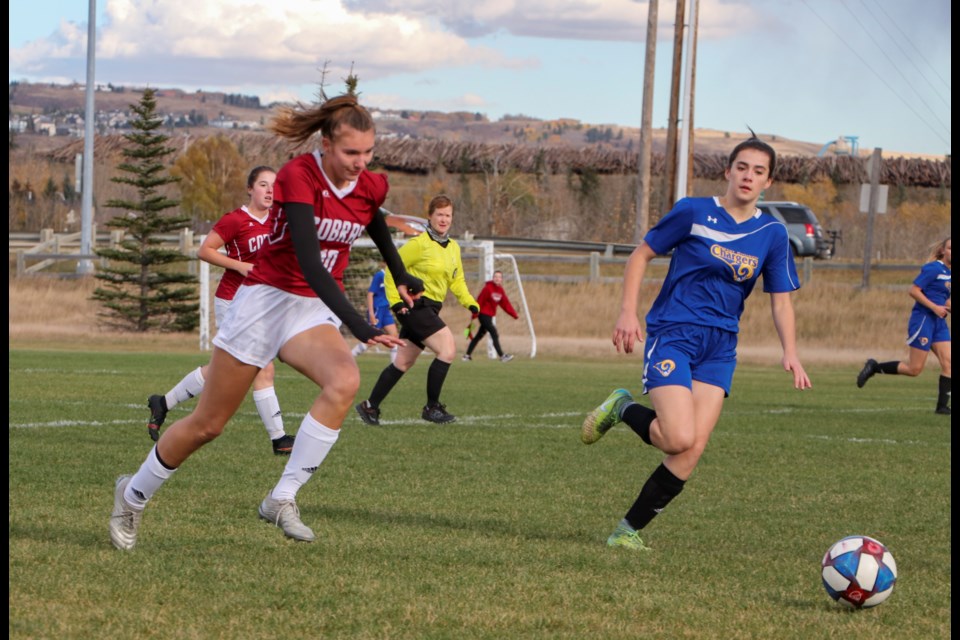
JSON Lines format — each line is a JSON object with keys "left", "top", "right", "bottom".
{"left": 821, "top": 535, "right": 898, "bottom": 609}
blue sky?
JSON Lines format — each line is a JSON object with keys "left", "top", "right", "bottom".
{"left": 8, "top": 0, "right": 951, "bottom": 157}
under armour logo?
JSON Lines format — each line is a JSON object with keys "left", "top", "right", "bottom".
{"left": 707, "top": 216, "right": 718, "bottom": 224}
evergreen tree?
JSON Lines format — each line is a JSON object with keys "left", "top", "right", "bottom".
{"left": 92, "top": 88, "right": 199, "bottom": 332}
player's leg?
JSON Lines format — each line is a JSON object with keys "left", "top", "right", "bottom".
{"left": 252, "top": 361, "right": 294, "bottom": 454}
{"left": 147, "top": 364, "right": 208, "bottom": 441}
{"left": 112, "top": 349, "right": 257, "bottom": 550}
{"left": 465, "top": 318, "right": 488, "bottom": 359}
{"left": 356, "top": 338, "right": 422, "bottom": 425}
{"left": 263, "top": 325, "right": 358, "bottom": 541}
{"left": 931, "top": 340, "right": 951, "bottom": 414}
{"left": 420, "top": 326, "right": 457, "bottom": 423}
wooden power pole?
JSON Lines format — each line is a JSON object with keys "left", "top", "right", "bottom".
{"left": 662, "top": 0, "right": 686, "bottom": 217}
{"left": 635, "top": 0, "right": 659, "bottom": 242}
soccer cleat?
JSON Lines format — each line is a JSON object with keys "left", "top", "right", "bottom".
{"left": 606, "top": 522, "right": 652, "bottom": 552}
{"left": 581, "top": 388, "right": 633, "bottom": 444}
{"left": 422, "top": 401, "right": 456, "bottom": 424}
{"left": 271, "top": 434, "right": 295, "bottom": 456}
{"left": 461, "top": 354, "right": 472, "bottom": 362}
{"left": 147, "top": 394, "right": 168, "bottom": 442}
{"left": 500, "top": 354, "right": 514, "bottom": 363}
{"left": 935, "top": 406, "right": 951, "bottom": 415}
{"left": 856, "top": 359, "right": 879, "bottom": 388}
{"left": 355, "top": 400, "right": 381, "bottom": 426}
{"left": 258, "top": 494, "right": 315, "bottom": 542}
{"left": 109, "top": 475, "right": 143, "bottom": 551}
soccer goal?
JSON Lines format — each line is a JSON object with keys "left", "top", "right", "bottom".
{"left": 197, "top": 237, "right": 537, "bottom": 359}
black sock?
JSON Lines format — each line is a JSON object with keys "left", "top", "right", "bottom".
{"left": 938, "top": 375, "right": 951, "bottom": 409}
{"left": 878, "top": 361, "right": 900, "bottom": 375}
{"left": 368, "top": 364, "right": 405, "bottom": 407}
{"left": 426, "top": 359, "right": 451, "bottom": 404}
{"left": 625, "top": 463, "right": 686, "bottom": 530}
{"left": 622, "top": 403, "right": 657, "bottom": 444}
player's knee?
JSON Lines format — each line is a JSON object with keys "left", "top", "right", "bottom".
{"left": 657, "top": 428, "right": 696, "bottom": 455}
{"left": 901, "top": 364, "right": 922, "bottom": 377}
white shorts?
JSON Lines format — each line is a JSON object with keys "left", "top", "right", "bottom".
{"left": 213, "top": 297, "right": 232, "bottom": 329}
{"left": 213, "top": 284, "right": 342, "bottom": 368}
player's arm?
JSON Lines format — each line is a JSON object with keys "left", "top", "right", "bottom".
{"left": 770, "top": 291, "right": 812, "bottom": 390}
{"left": 614, "top": 242, "right": 656, "bottom": 354}
{"left": 197, "top": 231, "right": 253, "bottom": 277}
{"left": 366, "top": 213, "right": 422, "bottom": 305}
{"left": 286, "top": 202, "right": 380, "bottom": 342}
{"left": 909, "top": 284, "right": 949, "bottom": 318}
{"left": 366, "top": 290, "right": 377, "bottom": 325}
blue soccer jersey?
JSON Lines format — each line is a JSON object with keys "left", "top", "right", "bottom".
{"left": 368, "top": 269, "right": 389, "bottom": 308}
{"left": 643, "top": 197, "right": 800, "bottom": 335}
{"left": 911, "top": 260, "right": 951, "bottom": 311}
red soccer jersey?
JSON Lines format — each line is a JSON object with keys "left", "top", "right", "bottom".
{"left": 210, "top": 206, "right": 273, "bottom": 300}
{"left": 245, "top": 151, "right": 388, "bottom": 296}
{"left": 476, "top": 280, "right": 519, "bottom": 318}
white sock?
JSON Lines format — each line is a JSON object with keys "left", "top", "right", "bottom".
{"left": 165, "top": 367, "right": 205, "bottom": 410}
{"left": 124, "top": 446, "right": 177, "bottom": 510}
{"left": 253, "top": 386, "right": 285, "bottom": 440}
{"left": 270, "top": 413, "right": 339, "bottom": 501}
{"left": 390, "top": 346, "right": 398, "bottom": 363}
{"left": 351, "top": 343, "right": 368, "bottom": 357}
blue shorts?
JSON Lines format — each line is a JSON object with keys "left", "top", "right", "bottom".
{"left": 373, "top": 303, "right": 396, "bottom": 328}
{"left": 642, "top": 324, "right": 738, "bottom": 396}
{"left": 905, "top": 309, "right": 950, "bottom": 351}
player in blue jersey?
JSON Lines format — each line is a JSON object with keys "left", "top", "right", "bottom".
{"left": 580, "top": 136, "right": 812, "bottom": 552}
{"left": 857, "top": 236, "right": 951, "bottom": 415}
{"left": 352, "top": 262, "right": 399, "bottom": 362}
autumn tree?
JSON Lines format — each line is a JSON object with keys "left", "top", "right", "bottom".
{"left": 92, "top": 88, "right": 199, "bottom": 332}
{"left": 171, "top": 134, "right": 247, "bottom": 224}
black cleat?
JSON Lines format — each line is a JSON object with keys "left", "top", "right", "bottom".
{"left": 422, "top": 401, "right": 456, "bottom": 424}
{"left": 355, "top": 400, "right": 381, "bottom": 426}
{"left": 271, "top": 434, "right": 295, "bottom": 455}
{"left": 935, "top": 406, "right": 951, "bottom": 415}
{"left": 856, "top": 359, "right": 879, "bottom": 388}
{"left": 147, "top": 394, "right": 168, "bottom": 442}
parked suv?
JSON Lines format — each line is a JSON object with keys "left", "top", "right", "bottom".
{"left": 757, "top": 201, "right": 837, "bottom": 259}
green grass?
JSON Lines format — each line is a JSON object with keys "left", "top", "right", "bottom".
{"left": 8, "top": 349, "right": 951, "bottom": 639}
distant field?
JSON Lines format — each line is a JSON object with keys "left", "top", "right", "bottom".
{"left": 9, "top": 349, "right": 950, "bottom": 639}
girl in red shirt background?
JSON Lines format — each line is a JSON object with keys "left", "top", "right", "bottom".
{"left": 463, "top": 270, "right": 519, "bottom": 363}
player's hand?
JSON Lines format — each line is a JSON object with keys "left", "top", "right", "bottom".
{"left": 612, "top": 311, "right": 644, "bottom": 354}
{"left": 392, "top": 301, "right": 410, "bottom": 316}
{"left": 369, "top": 333, "right": 405, "bottom": 349}
{"left": 932, "top": 304, "right": 948, "bottom": 318}
{"left": 782, "top": 355, "right": 812, "bottom": 390}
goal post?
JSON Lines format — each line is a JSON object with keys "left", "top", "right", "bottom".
{"left": 475, "top": 240, "right": 537, "bottom": 359}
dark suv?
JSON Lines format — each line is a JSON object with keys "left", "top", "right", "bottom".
{"left": 757, "top": 201, "right": 837, "bottom": 259}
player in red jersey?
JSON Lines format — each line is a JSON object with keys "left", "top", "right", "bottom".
{"left": 144, "top": 166, "right": 296, "bottom": 455}
{"left": 110, "top": 93, "right": 423, "bottom": 549}
{"left": 462, "top": 270, "right": 519, "bottom": 362}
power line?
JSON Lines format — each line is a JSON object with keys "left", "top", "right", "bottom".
{"left": 839, "top": 0, "right": 950, "bottom": 135}
{"left": 867, "top": 0, "right": 951, "bottom": 92}
{"left": 799, "top": 0, "right": 950, "bottom": 149}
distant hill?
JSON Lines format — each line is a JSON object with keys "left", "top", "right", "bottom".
{"left": 8, "top": 81, "right": 936, "bottom": 160}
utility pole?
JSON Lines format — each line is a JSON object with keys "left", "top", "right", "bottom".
{"left": 861, "top": 147, "right": 882, "bottom": 289}
{"left": 634, "top": 0, "right": 659, "bottom": 242}
{"left": 662, "top": 0, "right": 685, "bottom": 215}
{"left": 78, "top": 0, "right": 96, "bottom": 275}
{"left": 685, "top": 0, "right": 699, "bottom": 194}
{"left": 675, "top": 0, "right": 699, "bottom": 201}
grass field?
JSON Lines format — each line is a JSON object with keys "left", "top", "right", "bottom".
{"left": 8, "top": 349, "right": 951, "bottom": 639}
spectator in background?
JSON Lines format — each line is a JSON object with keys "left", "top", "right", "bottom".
{"left": 462, "top": 270, "right": 519, "bottom": 362}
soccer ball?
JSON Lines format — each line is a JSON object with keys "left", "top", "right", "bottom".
{"left": 821, "top": 535, "right": 897, "bottom": 608}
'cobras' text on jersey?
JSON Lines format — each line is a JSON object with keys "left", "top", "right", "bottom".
{"left": 244, "top": 150, "right": 388, "bottom": 296}
{"left": 211, "top": 205, "right": 274, "bottom": 301}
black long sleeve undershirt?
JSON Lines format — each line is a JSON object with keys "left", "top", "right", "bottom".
{"left": 285, "top": 202, "right": 378, "bottom": 342}
{"left": 368, "top": 209, "right": 424, "bottom": 295}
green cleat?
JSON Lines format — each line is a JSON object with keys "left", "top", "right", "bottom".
{"left": 581, "top": 388, "right": 633, "bottom": 444}
{"left": 606, "top": 522, "right": 651, "bottom": 552}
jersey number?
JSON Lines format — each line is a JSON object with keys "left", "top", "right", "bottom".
{"left": 321, "top": 249, "right": 339, "bottom": 272}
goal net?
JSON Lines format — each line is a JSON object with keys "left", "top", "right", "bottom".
{"left": 198, "top": 237, "right": 537, "bottom": 359}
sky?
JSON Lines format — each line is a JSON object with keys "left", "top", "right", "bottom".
{"left": 8, "top": 0, "right": 952, "bottom": 157}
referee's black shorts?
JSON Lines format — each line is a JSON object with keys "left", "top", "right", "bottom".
{"left": 396, "top": 297, "right": 446, "bottom": 349}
